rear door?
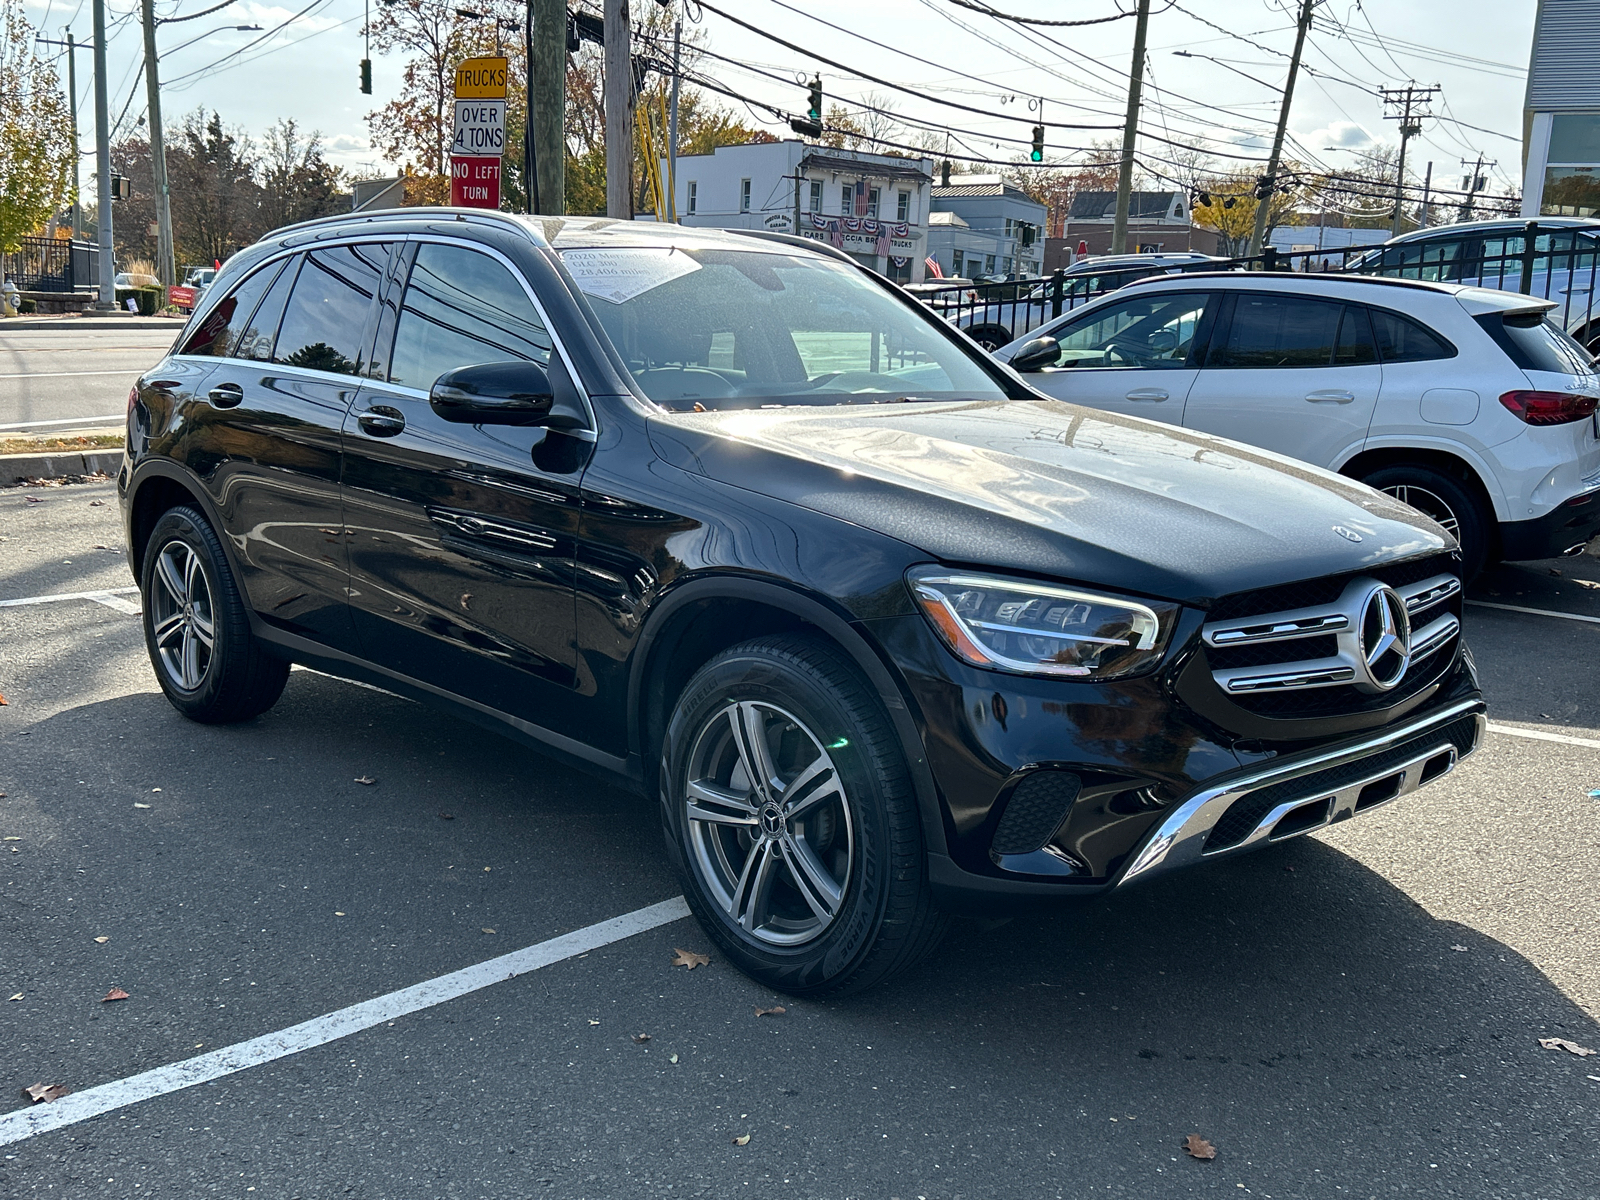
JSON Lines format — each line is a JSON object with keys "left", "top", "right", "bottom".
{"left": 180, "top": 242, "right": 388, "bottom": 649}
{"left": 339, "top": 237, "right": 590, "bottom": 735}
{"left": 1018, "top": 289, "right": 1212, "bottom": 423}
{"left": 1179, "top": 290, "right": 1380, "bottom": 468}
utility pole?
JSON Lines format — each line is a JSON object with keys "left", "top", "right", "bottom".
{"left": 1248, "top": 0, "right": 1315, "bottom": 256}
{"left": 1381, "top": 83, "right": 1438, "bottom": 237}
{"left": 529, "top": 0, "right": 565, "bottom": 213}
{"left": 91, "top": 0, "right": 114, "bottom": 310}
{"left": 1419, "top": 160, "right": 1432, "bottom": 228}
{"left": 603, "top": 0, "right": 632, "bottom": 219}
{"left": 37, "top": 32, "right": 89, "bottom": 238}
{"left": 140, "top": 0, "right": 175, "bottom": 287}
{"left": 1110, "top": 0, "right": 1151, "bottom": 254}
{"left": 667, "top": 16, "right": 681, "bottom": 222}
{"left": 1458, "top": 153, "right": 1490, "bottom": 221}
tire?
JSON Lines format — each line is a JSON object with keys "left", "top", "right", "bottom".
{"left": 139, "top": 505, "right": 289, "bottom": 723}
{"left": 660, "top": 633, "right": 948, "bottom": 997}
{"left": 1362, "top": 464, "right": 1491, "bottom": 579}
{"left": 967, "top": 326, "right": 1011, "bottom": 351}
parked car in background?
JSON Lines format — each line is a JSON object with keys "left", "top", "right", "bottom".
{"left": 1346, "top": 219, "right": 1600, "bottom": 352}
{"left": 996, "top": 272, "right": 1600, "bottom": 576}
{"left": 123, "top": 211, "right": 1483, "bottom": 995}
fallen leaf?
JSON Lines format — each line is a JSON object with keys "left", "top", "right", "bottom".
{"left": 672, "top": 948, "right": 710, "bottom": 970}
{"left": 755, "top": 1005, "right": 787, "bottom": 1017}
{"left": 354, "top": 776, "right": 376, "bottom": 786}
{"left": 2, "top": 836, "right": 19, "bottom": 841}
{"left": 94, "top": 936, "right": 109, "bottom": 944}
{"left": 1183, "top": 1134, "right": 1217, "bottom": 1160}
{"left": 588, "top": 1019, "right": 600, "bottom": 1026}
{"left": 1576, "top": 579, "right": 1600, "bottom": 590}
{"left": 133, "top": 802, "right": 151, "bottom": 809}
{"left": 1549, "top": 568, "right": 1563, "bottom": 576}
{"left": 481, "top": 928, "right": 495, "bottom": 934}
{"left": 632, "top": 1033, "right": 651, "bottom": 1043}
{"left": 0, "top": 694, "right": 7, "bottom": 705}
{"left": 668, "top": 1053, "right": 678, "bottom": 1064}
{"left": 439, "top": 812, "right": 454, "bottom": 820}
{"left": 1539, "top": 1036, "right": 1598, "bottom": 1056}
{"left": 24, "top": 496, "right": 42, "bottom": 504}
{"left": 1451, "top": 944, "right": 1468, "bottom": 952}
{"left": 89, "top": 499, "right": 105, "bottom": 506}
{"left": 23, "top": 1083, "right": 69, "bottom": 1103}
{"left": 335, "top": 911, "right": 346, "bottom": 917}
{"left": 8, "top": 993, "right": 22, "bottom": 1001}
{"left": 94, "top": 544, "right": 108, "bottom": 550}
{"left": 459, "top": 593, "right": 472, "bottom": 610}
{"left": 732, "top": 1134, "right": 750, "bottom": 1146}
{"left": 102, "top": 987, "right": 130, "bottom": 1003}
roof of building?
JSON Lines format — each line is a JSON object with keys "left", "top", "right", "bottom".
{"left": 928, "top": 211, "right": 969, "bottom": 227}
{"left": 1067, "top": 191, "right": 1185, "bottom": 221}
{"left": 931, "top": 175, "right": 1041, "bottom": 203}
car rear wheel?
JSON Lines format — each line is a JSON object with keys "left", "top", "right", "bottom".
{"left": 140, "top": 506, "right": 290, "bottom": 723}
{"left": 967, "top": 326, "right": 1011, "bottom": 351}
{"left": 661, "top": 634, "right": 947, "bottom": 996}
{"left": 1362, "top": 464, "right": 1490, "bottom": 578}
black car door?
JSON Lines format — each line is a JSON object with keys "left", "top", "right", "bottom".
{"left": 339, "top": 236, "right": 591, "bottom": 738}
{"left": 175, "top": 242, "right": 387, "bottom": 649}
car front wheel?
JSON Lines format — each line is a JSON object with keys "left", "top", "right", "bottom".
{"left": 661, "top": 634, "right": 947, "bottom": 996}
{"left": 140, "top": 506, "right": 290, "bottom": 723}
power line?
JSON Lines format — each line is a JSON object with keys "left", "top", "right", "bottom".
{"left": 939, "top": 0, "right": 1138, "bottom": 28}
{"left": 158, "top": 0, "right": 237, "bottom": 24}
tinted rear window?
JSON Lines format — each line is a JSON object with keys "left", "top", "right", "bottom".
{"left": 273, "top": 244, "right": 388, "bottom": 376}
{"left": 180, "top": 260, "right": 283, "bottom": 358}
{"left": 1368, "top": 308, "right": 1456, "bottom": 363}
{"left": 1210, "top": 294, "right": 1343, "bottom": 367}
{"left": 1476, "top": 311, "right": 1595, "bottom": 375}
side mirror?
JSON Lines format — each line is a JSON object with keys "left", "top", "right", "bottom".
{"left": 1008, "top": 335, "right": 1060, "bottom": 373}
{"left": 429, "top": 360, "right": 588, "bottom": 430}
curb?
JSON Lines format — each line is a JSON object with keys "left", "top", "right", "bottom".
{"left": 1, "top": 316, "right": 184, "bottom": 331}
{"left": 1, "top": 449, "right": 123, "bottom": 486}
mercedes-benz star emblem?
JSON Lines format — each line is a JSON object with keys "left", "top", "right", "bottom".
{"left": 1332, "top": 525, "right": 1363, "bottom": 543}
{"left": 1357, "top": 584, "right": 1412, "bottom": 691}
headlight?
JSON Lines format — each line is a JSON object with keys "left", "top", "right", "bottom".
{"left": 908, "top": 568, "right": 1179, "bottom": 680}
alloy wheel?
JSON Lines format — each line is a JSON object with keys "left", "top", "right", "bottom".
{"left": 683, "top": 701, "right": 855, "bottom": 947}
{"left": 1381, "top": 483, "right": 1460, "bottom": 538}
{"left": 148, "top": 539, "right": 216, "bottom": 692}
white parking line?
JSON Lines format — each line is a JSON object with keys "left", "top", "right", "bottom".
{"left": 0, "top": 370, "right": 137, "bottom": 381}
{"left": 0, "top": 586, "right": 139, "bottom": 614}
{"left": 0, "top": 414, "right": 125, "bottom": 431}
{"left": 1486, "top": 721, "right": 1600, "bottom": 751}
{"left": 0, "top": 896, "right": 690, "bottom": 1146}
{"left": 1466, "top": 599, "right": 1600, "bottom": 625}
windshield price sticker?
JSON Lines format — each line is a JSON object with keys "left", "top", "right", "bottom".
{"left": 451, "top": 100, "right": 506, "bottom": 156}
{"left": 561, "top": 248, "right": 702, "bottom": 304}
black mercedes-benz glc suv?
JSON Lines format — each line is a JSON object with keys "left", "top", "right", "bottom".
{"left": 120, "top": 211, "right": 1484, "bottom": 994}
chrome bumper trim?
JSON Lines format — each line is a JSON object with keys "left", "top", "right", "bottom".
{"left": 1116, "top": 698, "right": 1486, "bottom": 888}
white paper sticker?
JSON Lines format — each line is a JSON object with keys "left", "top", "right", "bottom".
{"left": 561, "top": 247, "right": 701, "bottom": 304}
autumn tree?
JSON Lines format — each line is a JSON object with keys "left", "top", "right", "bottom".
{"left": 166, "top": 109, "right": 261, "bottom": 266}
{"left": 258, "top": 120, "right": 348, "bottom": 231}
{"left": 1192, "top": 163, "right": 1309, "bottom": 255}
{"left": 0, "top": 0, "right": 76, "bottom": 251}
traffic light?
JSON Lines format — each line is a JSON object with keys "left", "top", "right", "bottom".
{"left": 807, "top": 76, "right": 822, "bottom": 123}
{"left": 110, "top": 174, "right": 130, "bottom": 201}
{"left": 360, "top": 58, "right": 372, "bottom": 95}
{"left": 1030, "top": 125, "right": 1044, "bottom": 163}
{"left": 791, "top": 76, "right": 823, "bottom": 138}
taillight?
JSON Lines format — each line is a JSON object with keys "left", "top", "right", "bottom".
{"left": 1497, "top": 389, "right": 1600, "bottom": 425}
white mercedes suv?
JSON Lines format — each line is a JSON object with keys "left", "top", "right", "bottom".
{"left": 995, "top": 272, "right": 1600, "bottom": 575}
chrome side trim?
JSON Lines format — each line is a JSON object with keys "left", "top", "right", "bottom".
{"left": 1400, "top": 574, "right": 1461, "bottom": 612}
{"left": 1116, "top": 697, "right": 1485, "bottom": 888}
{"left": 1208, "top": 612, "right": 1348, "bottom": 646}
{"left": 1218, "top": 660, "right": 1355, "bottom": 693}
{"left": 1409, "top": 613, "right": 1461, "bottom": 661}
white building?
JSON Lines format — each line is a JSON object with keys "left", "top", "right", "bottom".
{"left": 659, "top": 140, "right": 935, "bottom": 284}
{"left": 1521, "top": 0, "right": 1600, "bottom": 217}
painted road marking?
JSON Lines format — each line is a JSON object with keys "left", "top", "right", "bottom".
{"left": 1467, "top": 600, "right": 1600, "bottom": 626}
{"left": 1485, "top": 721, "right": 1600, "bottom": 751}
{"left": 0, "top": 587, "right": 140, "bottom": 613}
{"left": 0, "top": 414, "right": 125, "bottom": 431}
{"left": 0, "top": 896, "right": 690, "bottom": 1146}
{"left": 0, "top": 370, "right": 137, "bottom": 380}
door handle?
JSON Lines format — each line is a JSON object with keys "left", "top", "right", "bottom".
{"left": 206, "top": 382, "right": 243, "bottom": 408}
{"left": 1125, "top": 388, "right": 1169, "bottom": 401}
{"left": 357, "top": 406, "right": 406, "bottom": 437}
{"left": 1305, "top": 389, "right": 1355, "bottom": 404}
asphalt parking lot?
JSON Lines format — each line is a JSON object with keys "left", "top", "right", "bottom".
{"left": 1, "top": 480, "right": 1597, "bottom": 1199}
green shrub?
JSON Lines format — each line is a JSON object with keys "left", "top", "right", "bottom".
{"left": 17, "top": 299, "right": 36, "bottom": 314}
{"left": 136, "top": 286, "right": 162, "bottom": 316}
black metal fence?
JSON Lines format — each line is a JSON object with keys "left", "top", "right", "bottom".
{"left": 1, "top": 236, "right": 100, "bottom": 293}
{"left": 913, "top": 220, "right": 1600, "bottom": 352}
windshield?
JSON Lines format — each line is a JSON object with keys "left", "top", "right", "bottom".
{"left": 560, "top": 245, "right": 1008, "bottom": 411}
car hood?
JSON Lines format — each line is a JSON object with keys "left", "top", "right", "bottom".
{"left": 646, "top": 399, "right": 1450, "bottom": 606}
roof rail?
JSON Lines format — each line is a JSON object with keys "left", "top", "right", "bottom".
{"left": 1128, "top": 270, "right": 1460, "bottom": 295}
{"left": 263, "top": 207, "right": 547, "bottom": 247}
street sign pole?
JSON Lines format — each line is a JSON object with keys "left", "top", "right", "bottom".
{"left": 91, "top": 0, "right": 114, "bottom": 310}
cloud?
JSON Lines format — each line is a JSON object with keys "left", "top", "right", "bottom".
{"left": 239, "top": 1, "right": 345, "bottom": 34}
{"left": 1303, "top": 121, "right": 1378, "bottom": 150}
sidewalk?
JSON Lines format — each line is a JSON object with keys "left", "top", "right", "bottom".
{"left": 1, "top": 312, "right": 187, "bottom": 332}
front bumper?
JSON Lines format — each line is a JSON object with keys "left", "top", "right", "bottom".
{"left": 1499, "top": 487, "right": 1600, "bottom": 560}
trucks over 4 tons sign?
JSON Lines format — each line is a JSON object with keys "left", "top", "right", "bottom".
{"left": 451, "top": 56, "right": 507, "bottom": 210}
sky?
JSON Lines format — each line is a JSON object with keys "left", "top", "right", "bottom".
{"left": 23, "top": 0, "right": 1537, "bottom": 205}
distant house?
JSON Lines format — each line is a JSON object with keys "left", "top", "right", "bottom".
{"left": 1051, "top": 191, "right": 1218, "bottom": 266}
{"left": 928, "top": 176, "right": 1047, "bottom": 278}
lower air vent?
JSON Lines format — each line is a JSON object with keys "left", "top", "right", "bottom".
{"left": 992, "top": 771, "right": 1082, "bottom": 856}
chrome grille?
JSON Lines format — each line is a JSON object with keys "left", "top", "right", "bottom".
{"left": 1202, "top": 568, "right": 1461, "bottom": 717}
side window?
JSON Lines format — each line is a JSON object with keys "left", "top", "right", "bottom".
{"left": 1369, "top": 307, "right": 1456, "bottom": 362}
{"left": 1050, "top": 292, "right": 1210, "bottom": 369}
{"left": 273, "top": 243, "right": 387, "bottom": 376}
{"left": 387, "top": 242, "right": 553, "bottom": 391}
{"left": 1209, "top": 293, "right": 1342, "bottom": 368}
{"left": 179, "top": 260, "right": 283, "bottom": 358}
{"left": 1333, "top": 305, "right": 1377, "bottom": 365}
{"left": 242, "top": 256, "right": 300, "bottom": 361}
